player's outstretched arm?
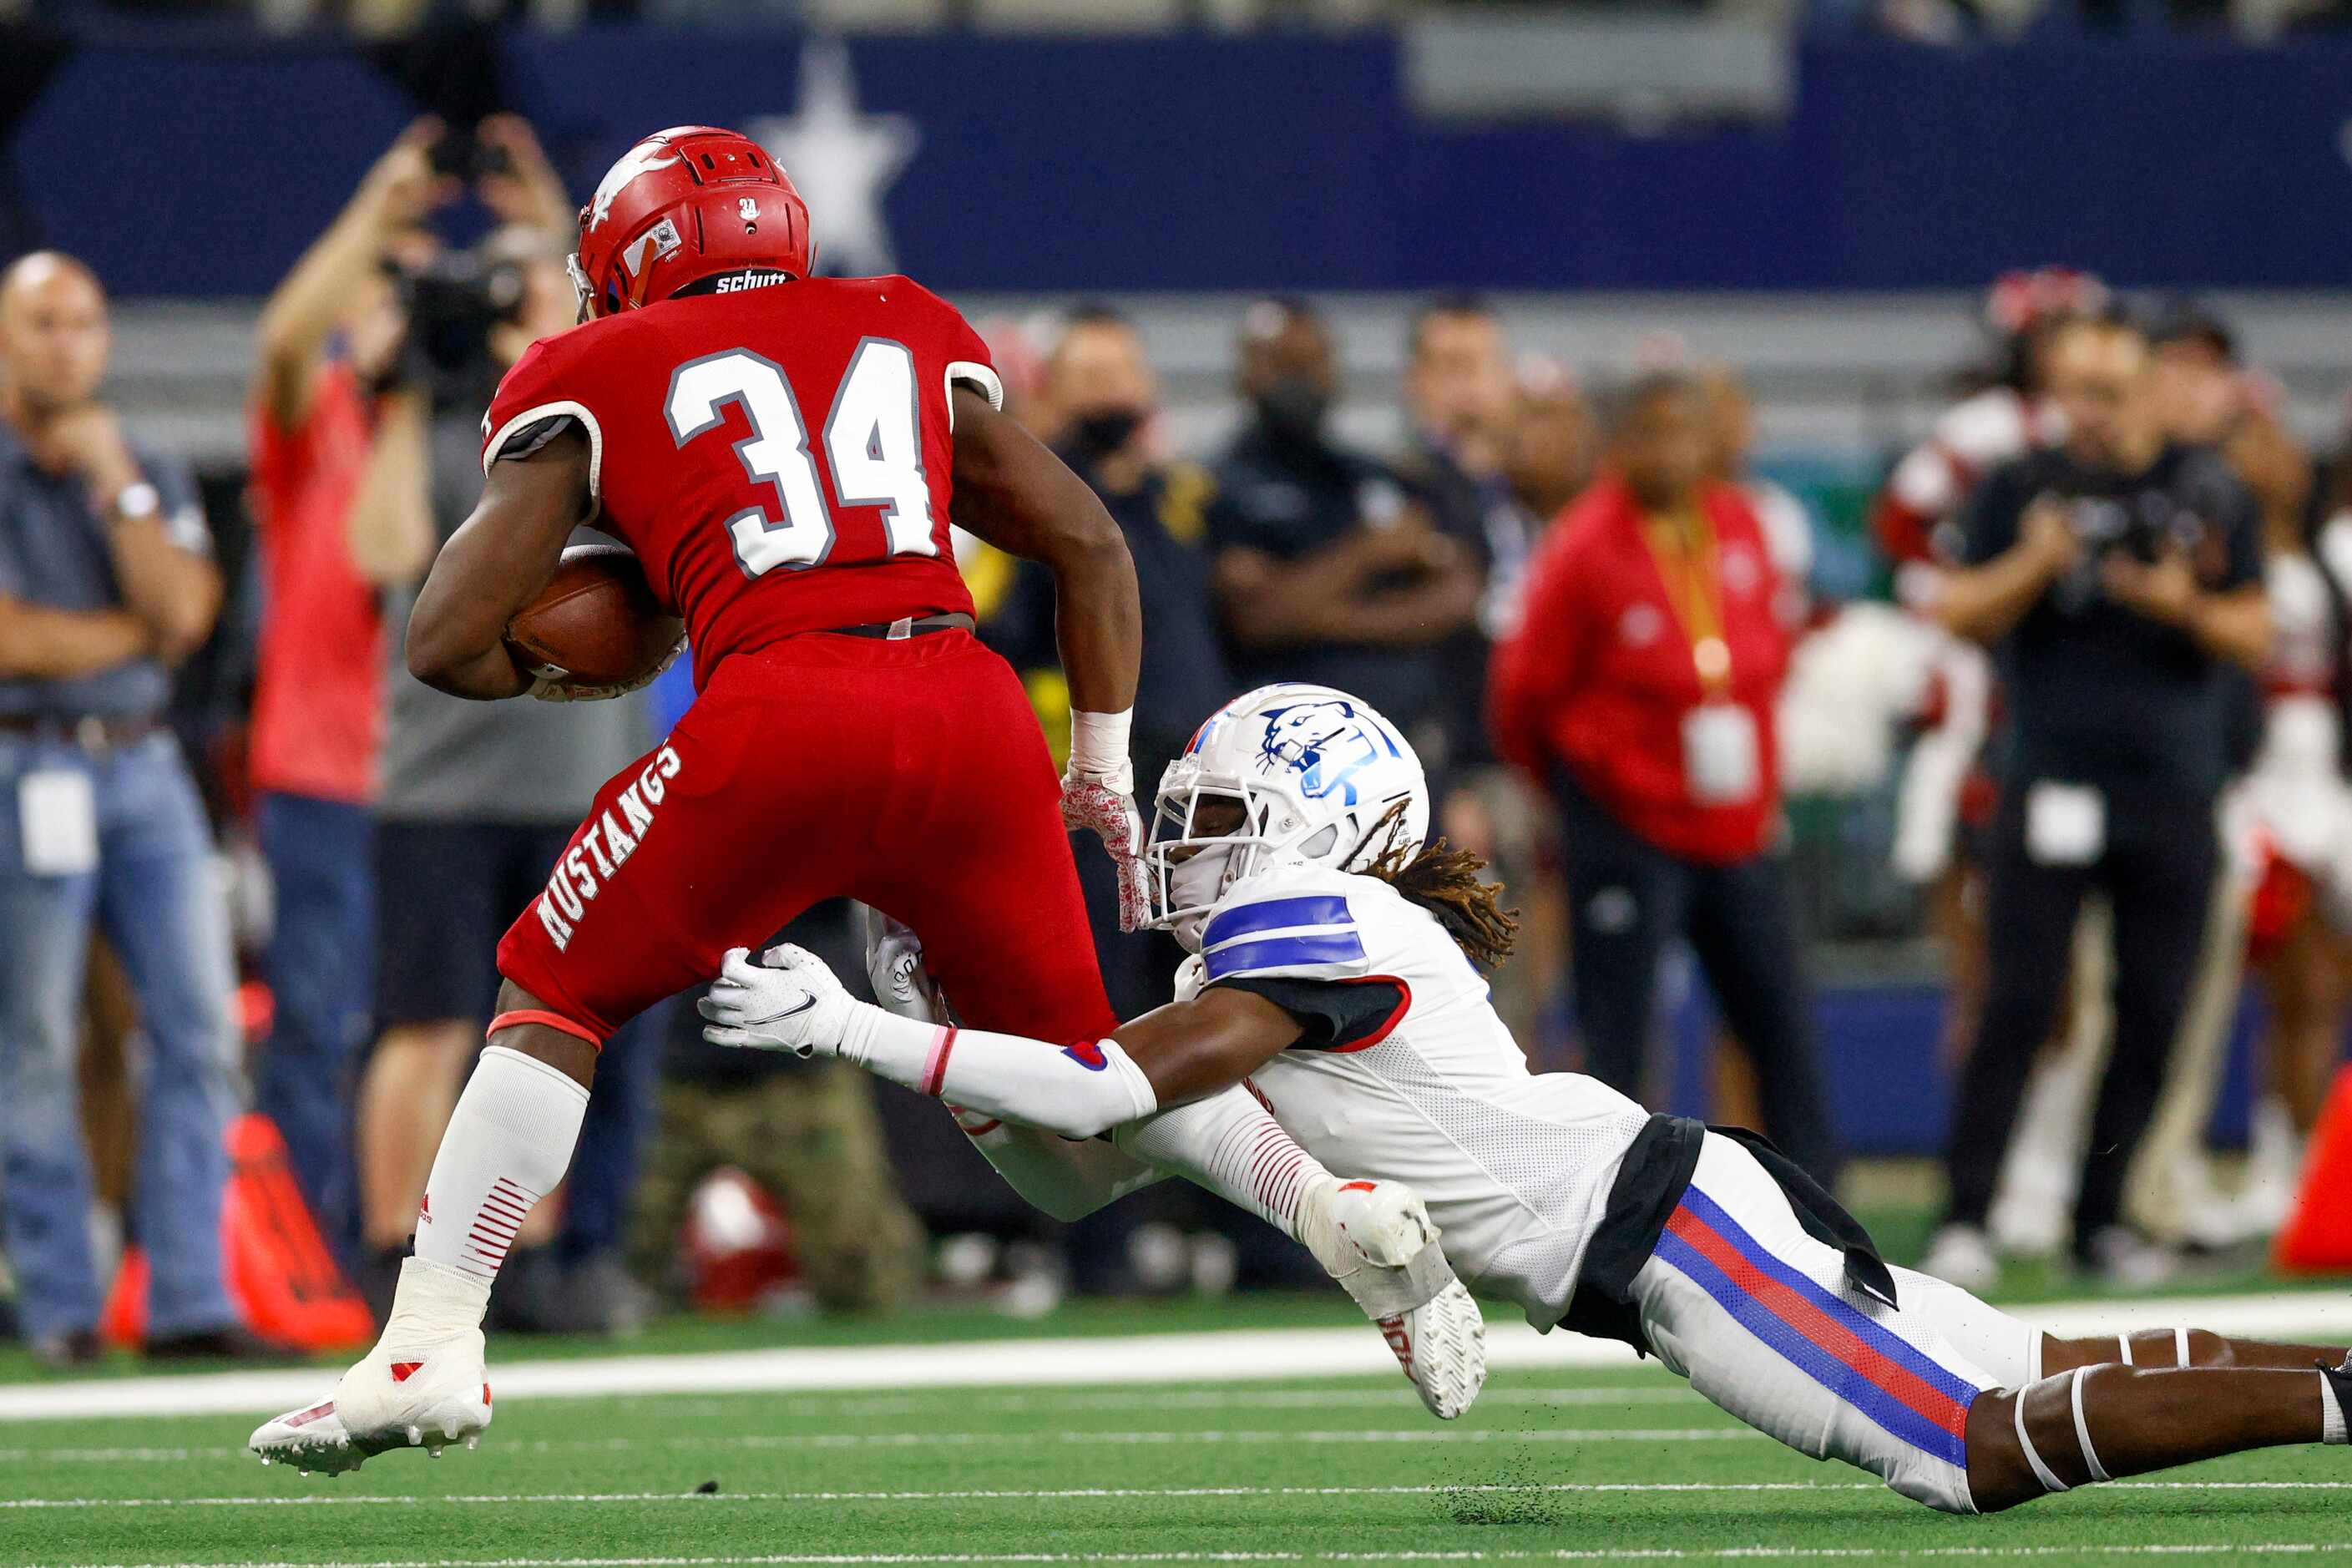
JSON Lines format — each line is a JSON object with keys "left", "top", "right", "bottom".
{"left": 701, "top": 944, "right": 1300, "bottom": 1140}
{"left": 407, "top": 427, "right": 593, "bottom": 700}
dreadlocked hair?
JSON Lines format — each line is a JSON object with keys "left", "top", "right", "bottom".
{"left": 1352, "top": 802, "right": 1519, "bottom": 970}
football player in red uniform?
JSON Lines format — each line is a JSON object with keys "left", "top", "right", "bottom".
{"left": 251, "top": 126, "right": 1484, "bottom": 1472}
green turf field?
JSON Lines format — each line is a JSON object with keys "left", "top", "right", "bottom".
{"left": 5, "top": 1311, "right": 2349, "bottom": 1568}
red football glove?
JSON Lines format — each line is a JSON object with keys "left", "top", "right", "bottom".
{"left": 1060, "top": 768, "right": 1151, "bottom": 933}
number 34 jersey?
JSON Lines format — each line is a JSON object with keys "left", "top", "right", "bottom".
{"left": 478, "top": 276, "right": 1001, "bottom": 685}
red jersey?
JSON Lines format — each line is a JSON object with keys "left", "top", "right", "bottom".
{"left": 247, "top": 361, "right": 384, "bottom": 803}
{"left": 479, "top": 276, "right": 999, "bottom": 686}
{"left": 1490, "top": 473, "right": 1792, "bottom": 865}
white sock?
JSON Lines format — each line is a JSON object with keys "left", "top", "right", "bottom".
{"left": 1115, "top": 1084, "right": 1328, "bottom": 1237}
{"left": 2324, "top": 1371, "right": 2349, "bottom": 1445}
{"left": 412, "top": 1046, "right": 589, "bottom": 1286}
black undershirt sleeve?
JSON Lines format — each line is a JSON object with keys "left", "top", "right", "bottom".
{"left": 1209, "top": 975, "right": 1407, "bottom": 1051}
{"left": 492, "top": 413, "right": 583, "bottom": 465}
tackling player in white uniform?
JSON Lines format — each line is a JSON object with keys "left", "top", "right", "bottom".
{"left": 706, "top": 682, "right": 2352, "bottom": 1514}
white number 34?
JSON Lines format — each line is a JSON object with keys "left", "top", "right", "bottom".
{"left": 665, "top": 339, "right": 936, "bottom": 577}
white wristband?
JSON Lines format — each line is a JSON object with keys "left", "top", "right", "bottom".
{"left": 1069, "top": 707, "right": 1133, "bottom": 781}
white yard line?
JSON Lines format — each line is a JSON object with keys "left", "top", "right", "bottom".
{"left": 4, "top": 1287, "right": 2345, "bottom": 1425}
{"left": 11, "top": 1480, "right": 2352, "bottom": 1510}
{"left": 48, "top": 1543, "right": 2352, "bottom": 1567}
{"left": 0, "top": 1427, "right": 1765, "bottom": 1466}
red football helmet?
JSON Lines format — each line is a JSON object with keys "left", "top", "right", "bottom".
{"left": 571, "top": 125, "right": 814, "bottom": 320}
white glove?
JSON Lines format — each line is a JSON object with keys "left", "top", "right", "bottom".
{"left": 855, "top": 903, "right": 948, "bottom": 1025}
{"left": 698, "top": 943, "right": 857, "bottom": 1058}
{"left": 524, "top": 636, "right": 686, "bottom": 704}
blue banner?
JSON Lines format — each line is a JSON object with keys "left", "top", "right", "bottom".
{"left": 13, "top": 29, "right": 2352, "bottom": 296}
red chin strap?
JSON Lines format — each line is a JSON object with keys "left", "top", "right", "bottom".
{"left": 488, "top": 1009, "right": 604, "bottom": 1050}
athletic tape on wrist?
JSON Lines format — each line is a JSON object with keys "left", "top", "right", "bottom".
{"left": 1069, "top": 708, "right": 1133, "bottom": 778}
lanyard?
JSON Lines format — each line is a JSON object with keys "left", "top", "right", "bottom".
{"left": 1641, "top": 507, "right": 1732, "bottom": 695}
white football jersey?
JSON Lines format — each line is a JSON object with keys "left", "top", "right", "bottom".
{"left": 1175, "top": 860, "right": 1650, "bottom": 1329}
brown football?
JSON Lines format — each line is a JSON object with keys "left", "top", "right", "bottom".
{"left": 504, "top": 543, "right": 684, "bottom": 689}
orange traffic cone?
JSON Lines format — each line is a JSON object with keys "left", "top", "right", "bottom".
{"left": 221, "top": 1113, "right": 375, "bottom": 1351}
{"left": 2274, "top": 1065, "right": 2352, "bottom": 1273}
{"left": 99, "top": 1247, "right": 149, "bottom": 1348}
{"left": 99, "top": 1114, "right": 375, "bottom": 1351}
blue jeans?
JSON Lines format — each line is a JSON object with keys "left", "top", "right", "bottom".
{"left": 253, "top": 792, "right": 374, "bottom": 1268}
{"left": 0, "top": 731, "right": 239, "bottom": 1340}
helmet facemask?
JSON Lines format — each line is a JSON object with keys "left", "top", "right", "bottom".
{"left": 1145, "top": 760, "right": 1383, "bottom": 952}
{"left": 1145, "top": 767, "right": 1261, "bottom": 952}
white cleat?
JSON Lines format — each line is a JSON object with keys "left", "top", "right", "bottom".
{"left": 248, "top": 1259, "right": 493, "bottom": 1476}
{"left": 1299, "top": 1175, "right": 1487, "bottom": 1420}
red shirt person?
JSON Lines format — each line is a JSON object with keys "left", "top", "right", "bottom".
{"left": 243, "top": 126, "right": 442, "bottom": 1264}
{"left": 1490, "top": 372, "right": 1836, "bottom": 1182}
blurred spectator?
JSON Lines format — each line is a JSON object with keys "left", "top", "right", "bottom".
{"left": 2120, "top": 306, "right": 2271, "bottom": 1248}
{"left": 2149, "top": 301, "right": 2248, "bottom": 449}
{"left": 983, "top": 303, "right": 1226, "bottom": 1017}
{"left": 2197, "top": 397, "right": 2345, "bottom": 1239}
{"left": 350, "top": 119, "right": 657, "bottom": 1330}
{"left": 244, "top": 122, "right": 441, "bottom": 1267}
{"left": 1501, "top": 356, "right": 1596, "bottom": 544}
{"left": 1697, "top": 365, "right": 1816, "bottom": 629}
{"left": 1395, "top": 294, "right": 1518, "bottom": 801}
{"left": 1872, "top": 268, "right": 2106, "bottom": 609}
{"left": 1871, "top": 272, "right": 2105, "bottom": 1260}
{"left": 1490, "top": 372, "right": 1839, "bottom": 1184}
{"left": 630, "top": 901, "right": 924, "bottom": 1314}
{"left": 1448, "top": 355, "right": 1596, "bottom": 1054}
{"left": 1925, "top": 311, "right": 2270, "bottom": 1288}
{"left": 0, "top": 251, "right": 244, "bottom": 1364}
{"left": 1206, "top": 297, "right": 1480, "bottom": 776}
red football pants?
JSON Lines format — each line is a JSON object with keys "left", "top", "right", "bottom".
{"left": 496, "top": 630, "right": 1116, "bottom": 1048}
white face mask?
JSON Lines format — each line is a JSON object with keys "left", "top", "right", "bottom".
{"left": 1166, "top": 842, "right": 1241, "bottom": 952}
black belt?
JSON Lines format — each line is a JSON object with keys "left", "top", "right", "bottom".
{"left": 832, "top": 612, "right": 975, "bottom": 640}
{"left": 0, "top": 714, "right": 160, "bottom": 751}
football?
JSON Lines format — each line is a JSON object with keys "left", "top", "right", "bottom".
{"left": 503, "top": 542, "right": 685, "bottom": 690}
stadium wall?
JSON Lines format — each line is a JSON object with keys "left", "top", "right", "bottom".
{"left": 8, "top": 30, "right": 2352, "bottom": 296}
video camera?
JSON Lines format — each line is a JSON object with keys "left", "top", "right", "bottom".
{"left": 390, "top": 246, "right": 527, "bottom": 406}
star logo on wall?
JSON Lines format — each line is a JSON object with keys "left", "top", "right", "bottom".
{"left": 748, "top": 40, "right": 920, "bottom": 278}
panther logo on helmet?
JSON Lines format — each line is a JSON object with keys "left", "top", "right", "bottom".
{"left": 1257, "top": 700, "right": 1397, "bottom": 806}
{"left": 1146, "top": 683, "right": 1431, "bottom": 949}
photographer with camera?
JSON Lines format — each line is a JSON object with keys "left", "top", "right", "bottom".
{"left": 346, "top": 116, "right": 656, "bottom": 1330}
{"left": 246, "top": 119, "right": 444, "bottom": 1267}
{"left": 1926, "top": 310, "right": 2271, "bottom": 1287}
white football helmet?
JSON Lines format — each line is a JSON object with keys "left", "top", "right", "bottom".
{"left": 1146, "top": 683, "right": 1430, "bottom": 950}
